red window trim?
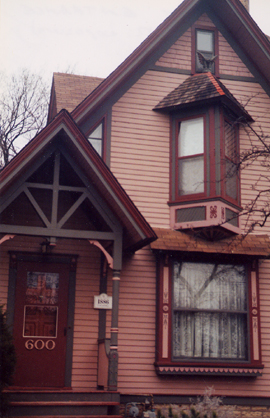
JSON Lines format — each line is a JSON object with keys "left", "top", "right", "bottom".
{"left": 221, "top": 115, "right": 241, "bottom": 206}
{"left": 175, "top": 114, "right": 207, "bottom": 201}
{"left": 191, "top": 24, "right": 219, "bottom": 77}
{"left": 156, "top": 255, "right": 263, "bottom": 375}
{"left": 170, "top": 107, "right": 240, "bottom": 207}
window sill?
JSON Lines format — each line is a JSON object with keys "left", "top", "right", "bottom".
{"left": 155, "top": 365, "right": 263, "bottom": 377}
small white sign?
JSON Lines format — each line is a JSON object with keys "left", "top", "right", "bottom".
{"left": 94, "top": 293, "right": 112, "bottom": 310}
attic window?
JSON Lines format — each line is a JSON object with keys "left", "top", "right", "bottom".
{"left": 88, "top": 122, "right": 103, "bottom": 156}
{"left": 195, "top": 28, "right": 217, "bottom": 74}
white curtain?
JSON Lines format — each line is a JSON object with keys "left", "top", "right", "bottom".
{"left": 173, "top": 262, "right": 247, "bottom": 360}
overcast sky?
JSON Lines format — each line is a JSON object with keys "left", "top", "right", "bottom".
{"left": 1, "top": 0, "right": 270, "bottom": 85}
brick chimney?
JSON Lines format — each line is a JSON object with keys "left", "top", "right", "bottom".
{"left": 240, "top": 0, "right": 249, "bottom": 12}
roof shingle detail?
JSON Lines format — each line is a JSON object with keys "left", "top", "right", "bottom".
{"left": 154, "top": 72, "right": 252, "bottom": 120}
{"left": 151, "top": 228, "right": 270, "bottom": 258}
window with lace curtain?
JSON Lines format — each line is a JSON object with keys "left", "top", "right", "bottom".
{"left": 155, "top": 257, "right": 263, "bottom": 376}
{"left": 172, "top": 261, "right": 247, "bottom": 360}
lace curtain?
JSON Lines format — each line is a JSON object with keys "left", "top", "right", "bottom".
{"left": 173, "top": 262, "right": 247, "bottom": 360}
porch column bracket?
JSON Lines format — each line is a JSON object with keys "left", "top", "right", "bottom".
{"left": 89, "top": 240, "right": 113, "bottom": 269}
{"left": 108, "top": 269, "right": 121, "bottom": 391}
{"left": 0, "top": 235, "right": 15, "bottom": 245}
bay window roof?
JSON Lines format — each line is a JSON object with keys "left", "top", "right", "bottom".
{"left": 154, "top": 72, "right": 253, "bottom": 122}
{"left": 151, "top": 228, "right": 270, "bottom": 258}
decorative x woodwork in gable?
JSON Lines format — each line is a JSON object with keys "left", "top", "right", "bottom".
{"left": 0, "top": 146, "right": 120, "bottom": 241}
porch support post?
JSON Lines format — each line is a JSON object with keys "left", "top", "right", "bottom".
{"left": 108, "top": 269, "right": 120, "bottom": 391}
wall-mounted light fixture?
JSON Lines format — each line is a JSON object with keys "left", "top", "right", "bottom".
{"left": 40, "top": 237, "right": 57, "bottom": 253}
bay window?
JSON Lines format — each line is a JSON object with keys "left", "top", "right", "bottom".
{"left": 154, "top": 71, "right": 252, "bottom": 235}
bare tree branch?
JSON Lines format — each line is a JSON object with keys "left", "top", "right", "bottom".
{"left": 0, "top": 69, "right": 49, "bottom": 167}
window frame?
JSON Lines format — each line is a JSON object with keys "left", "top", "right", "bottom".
{"left": 174, "top": 113, "right": 207, "bottom": 201}
{"left": 86, "top": 118, "right": 106, "bottom": 160}
{"left": 191, "top": 25, "right": 219, "bottom": 76}
{"left": 155, "top": 255, "right": 263, "bottom": 375}
{"left": 177, "top": 116, "right": 206, "bottom": 197}
{"left": 170, "top": 106, "right": 241, "bottom": 207}
{"left": 222, "top": 117, "right": 240, "bottom": 203}
{"left": 172, "top": 261, "right": 248, "bottom": 362}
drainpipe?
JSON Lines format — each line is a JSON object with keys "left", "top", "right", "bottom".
{"left": 108, "top": 269, "right": 120, "bottom": 391}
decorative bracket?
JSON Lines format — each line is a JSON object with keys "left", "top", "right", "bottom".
{"left": 0, "top": 235, "right": 15, "bottom": 245}
{"left": 89, "top": 240, "right": 113, "bottom": 269}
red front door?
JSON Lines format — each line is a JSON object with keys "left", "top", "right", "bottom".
{"left": 12, "top": 259, "right": 70, "bottom": 388}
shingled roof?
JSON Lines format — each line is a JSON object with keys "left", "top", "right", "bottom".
{"left": 154, "top": 72, "right": 253, "bottom": 120}
{"left": 51, "top": 73, "right": 104, "bottom": 114}
{"left": 151, "top": 228, "right": 270, "bottom": 258}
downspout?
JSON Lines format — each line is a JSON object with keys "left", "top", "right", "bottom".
{"left": 108, "top": 269, "right": 121, "bottom": 391}
{"left": 90, "top": 232, "right": 122, "bottom": 391}
{"left": 108, "top": 232, "right": 122, "bottom": 391}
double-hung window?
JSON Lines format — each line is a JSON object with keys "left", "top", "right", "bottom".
{"left": 192, "top": 26, "right": 218, "bottom": 75}
{"left": 177, "top": 117, "right": 205, "bottom": 196}
{"left": 156, "top": 257, "right": 262, "bottom": 376}
{"left": 196, "top": 29, "right": 215, "bottom": 73}
{"left": 173, "top": 261, "right": 247, "bottom": 361}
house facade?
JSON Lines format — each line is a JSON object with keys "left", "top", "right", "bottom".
{"left": 1, "top": 0, "right": 270, "bottom": 416}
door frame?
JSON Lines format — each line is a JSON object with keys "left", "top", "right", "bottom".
{"left": 7, "top": 252, "right": 77, "bottom": 388}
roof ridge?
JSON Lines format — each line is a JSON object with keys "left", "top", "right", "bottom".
{"left": 207, "top": 72, "right": 225, "bottom": 96}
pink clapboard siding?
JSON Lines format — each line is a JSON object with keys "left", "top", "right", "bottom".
{"left": 155, "top": 13, "right": 253, "bottom": 79}
{"left": 155, "top": 28, "right": 192, "bottom": 70}
{"left": 221, "top": 79, "right": 270, "bottom": 234}
{"left": 111, "top": 70, "right": 187, "bottom": 228}
{"left": 219, "top": 33, "right": 253, "bottom": 77}
{"left": 109, "top": 13, "right": 270, "bottom": 397}
{"left": 116, "top": 254, "right": 270, "bottom": 397}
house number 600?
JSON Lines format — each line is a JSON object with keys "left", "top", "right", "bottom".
{"left": 25, "top": 339, "right": 56, "bottom": 350}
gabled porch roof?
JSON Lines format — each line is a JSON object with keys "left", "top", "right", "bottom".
{"left": 0, "top": 110, "right": 156, "bottom": 254}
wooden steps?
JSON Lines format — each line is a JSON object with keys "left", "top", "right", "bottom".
{"left": 5, "top": 390, "right": 121, "bottom": 417}
{"left": 9, "top": 401, "right": 119, "bottom": 407}
{"left": 8, "top": 416, "right": 122, "bottom": 418}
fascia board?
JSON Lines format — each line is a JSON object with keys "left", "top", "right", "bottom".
{"left": 65, "top": 129, "right": 150, "bottom": 241}
{"left": 0, "top": 123, "right": 65, "bottom": 193}
{"left": 224, "top": 0, "right": 270, "bottom": 61}
{"left": 73, "top": 0, "right": 200, "bottom": 124}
